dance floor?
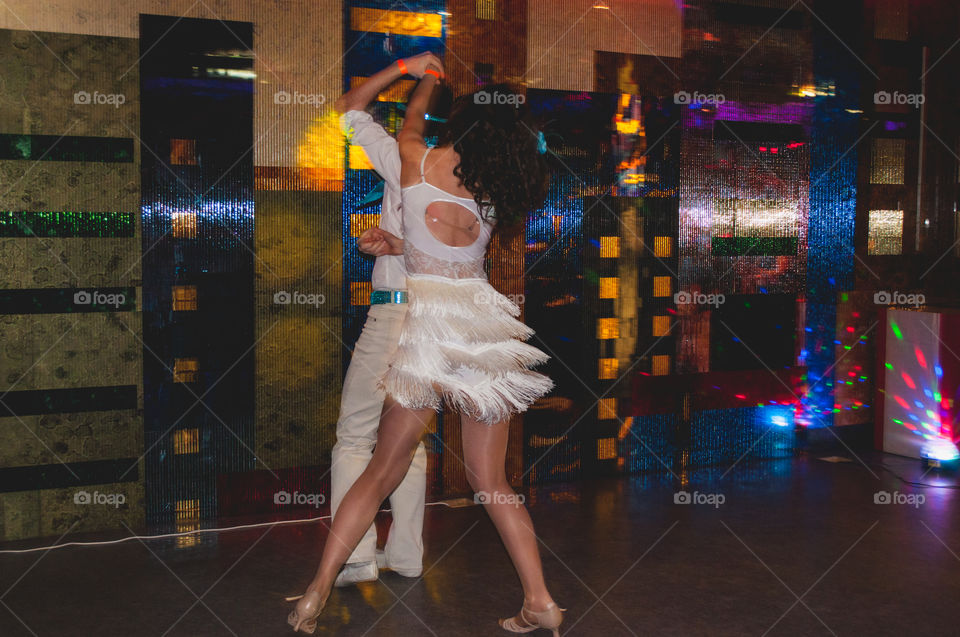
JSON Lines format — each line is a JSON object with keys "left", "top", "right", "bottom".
{"left": 1, "top": 452, "right": 956, "bottom": 637}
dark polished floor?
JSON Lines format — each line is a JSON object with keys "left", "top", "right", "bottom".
{"left": 1, "top": 451, "right": 958, "bottom": 636}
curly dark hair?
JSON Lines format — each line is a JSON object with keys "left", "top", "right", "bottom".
{"left": 437, "top": 84, "right": 549, "bottom": 232}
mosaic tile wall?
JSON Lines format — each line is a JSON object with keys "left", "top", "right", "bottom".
{"left": 0, "top": 29, "right": 143, "bottom": 540}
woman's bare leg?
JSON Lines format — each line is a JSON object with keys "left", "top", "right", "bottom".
{"left": 460, "top": 415, "right": 556, "bottom": 612}
{"left": 302, "top": 398, "right": 433, "bottom": 599}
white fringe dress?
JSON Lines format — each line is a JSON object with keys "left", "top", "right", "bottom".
{"left": 380, "top": 148, "right": 553, "bottom": 424}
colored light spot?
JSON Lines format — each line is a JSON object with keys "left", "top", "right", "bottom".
{"left": 885, "top": 362, "right": 893, "bottom": 370}
{"left": 901, "top": 372, "right": 916, "bottom": 390}
{"left": 915, "top": 347, "right": 927, "bottom": 369}
{"left": 894, "top": 395, "right": 910, "bottom": 409}
{"left": 935, "top": 365, "right": 943, "bottom": 378}
{"left": 891, "top": 322, "right": 902, "bottom": 339}
{"left": 903, "top": 423, "right": 917, "bottom": 431}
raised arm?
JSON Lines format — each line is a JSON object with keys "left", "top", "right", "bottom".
{"left": 397, "top": 61, "right": 444, "bottom": 148}
{"left": 333, "top": 52, "right": 444, "bottom": 114}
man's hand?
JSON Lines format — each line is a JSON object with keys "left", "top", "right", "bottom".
{"left": 357, "top": 227, "right": 404, "bottom": 256}
{"left": 403, "top": 51, "right": 444, "bottom": 79}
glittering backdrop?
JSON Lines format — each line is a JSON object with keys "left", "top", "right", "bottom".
{"left": 139, "top": 15, "right": 256, "bottom": 527}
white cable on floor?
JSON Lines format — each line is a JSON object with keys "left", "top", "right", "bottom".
{"left": 0, "top": 500, "right": 469, "bottom": 555}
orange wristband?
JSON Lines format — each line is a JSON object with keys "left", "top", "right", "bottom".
{"left": 424, "top": 68, "right": 441, "bottom": 79}
{"left": 397, "top": 59, "right": 408, "bottom": 75}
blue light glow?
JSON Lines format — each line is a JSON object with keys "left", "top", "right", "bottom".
{"left": 921, "top": 439, "right": 960, "bottom": 462}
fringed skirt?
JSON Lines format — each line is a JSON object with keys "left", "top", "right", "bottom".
{"left": 381, "top": 274, "right": 553, "bottom": 424}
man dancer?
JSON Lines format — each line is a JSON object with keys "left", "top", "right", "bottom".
{"left": 330, "top": 52, "right": 444, "bottom": 586}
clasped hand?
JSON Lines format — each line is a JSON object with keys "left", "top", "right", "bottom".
{"left": 357, "top": 227, "right": 404, "bottom": 256}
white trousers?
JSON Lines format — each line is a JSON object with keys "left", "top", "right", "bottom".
{"left": 330, "top": 302, "right": 426, "bottom": 570}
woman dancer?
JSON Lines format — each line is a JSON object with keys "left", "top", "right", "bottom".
{"left": 289, "top": 54, "right": 563, "bottom": 636}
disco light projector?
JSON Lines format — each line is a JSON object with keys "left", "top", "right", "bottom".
{"left": 920, "top": 439, "right": 960, "bottom": 471}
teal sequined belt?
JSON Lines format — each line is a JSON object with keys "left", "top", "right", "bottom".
{"left": 370, "top": 290, "right": 408, "bottom": 305}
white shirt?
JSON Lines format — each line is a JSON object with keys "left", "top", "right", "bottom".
{"left": 340, "top": 109, "right": 406, "bottom": 291}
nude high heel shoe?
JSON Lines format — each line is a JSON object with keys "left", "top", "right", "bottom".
{"left": 499, "top": 601, "right": 565, "bottom": 636}
{"left": 286, "top": 590, "right": 326, "bottom": 634}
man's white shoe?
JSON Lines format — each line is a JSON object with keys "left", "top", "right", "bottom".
{"left": 376, "top": 549, "right": 422, "bottom": 578}
{"left": 333, "top": 560, "right": 378, "bottom": 587}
